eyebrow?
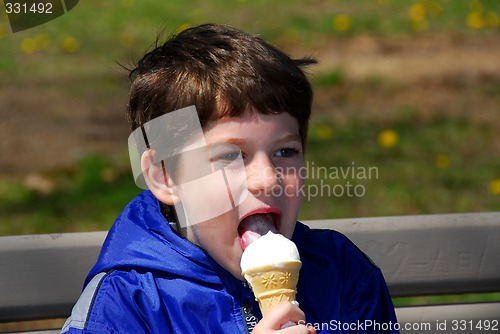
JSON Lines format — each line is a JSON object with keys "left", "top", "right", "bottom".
{"left": 209, "top": 138, "right": 246, "bottom": 146}
{"left": 208, "top": 133, "right": 302, "bottom": 147}
{"left": 275, "top": 133, "right": 302, "bottom": 144}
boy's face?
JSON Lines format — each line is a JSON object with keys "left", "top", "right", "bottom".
{"left": 177, "top": 110, "right": 305, "bottom": 279}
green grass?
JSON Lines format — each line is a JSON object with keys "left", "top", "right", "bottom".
{"left": 1, "top": 0, "right": 500, "bottom": 73}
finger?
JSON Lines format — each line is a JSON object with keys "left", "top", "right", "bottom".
{"left": 279, "top": 324, "right": 313, "bottom": 334}
{"left": 258, "top": 301, "right": 305, "bottom": 330}
{"left": 307, "top": 324, "right": 317, "bottom": 334}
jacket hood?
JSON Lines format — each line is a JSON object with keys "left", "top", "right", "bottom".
{"left": 85, "top": 191, "right": 225, "bottom": 287}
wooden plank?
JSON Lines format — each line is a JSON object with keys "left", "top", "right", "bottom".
{"left": 305, "top": 212, "right": 500, "bottom": 297}
{"left": 0, "top": 232, "right": 106, "bottom": 322}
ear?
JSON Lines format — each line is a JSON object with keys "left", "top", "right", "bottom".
{"left": 141, "top": 150, "right": 180, "bottom": 205}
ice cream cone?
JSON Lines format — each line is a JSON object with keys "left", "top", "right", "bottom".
{"left": 242, "top": 261, "right": 301, "bottom": 316}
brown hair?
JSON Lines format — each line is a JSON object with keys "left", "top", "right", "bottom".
{"left": 127, "top": 23, "right": 316, "bottom": 145}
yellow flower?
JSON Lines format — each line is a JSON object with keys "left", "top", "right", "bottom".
{"left": 435, "top": 154, "right": 450, "bottom": 169}
{"left": 60, "top": 35, "right": 80, "bottom": 53}
{"left": 20, "top": 34, "right": 50, "bottom": 54}
{"left": 332, "top": 15, "right": 352, "bottom": 32}
{"left": 408, "top": 3, "right": 426, "bottom": 22}
{"left": 466, "top": 11, "right": 486, "bottom": 29}
{"left": 488, "top": 179, "right": 500, "bottom": 195}
{"left": 20, "top": 37, "right": 37, "bottom": 54}
{"left": 377, "top": 129, "right": 399, "bottom": 148}
{"left": 317, "top": 124, "right": 333, "bottom": 140}
{"left": 408, "top": 3, "right": 429, "bottom": 31}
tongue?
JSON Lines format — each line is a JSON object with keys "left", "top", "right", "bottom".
{"left": 239, "top": 214, "right": 278, "bottom": 251}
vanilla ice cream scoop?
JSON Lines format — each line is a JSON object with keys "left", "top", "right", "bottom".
{"left": 240, "top": 232, "right": 302, "bottom": 316}
{"left": 240, "top": 231, "right": 300, "bottom": 272}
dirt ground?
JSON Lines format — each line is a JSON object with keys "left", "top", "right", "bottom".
{"left": 1, "top": 33, "right": 499, "bottom": 181}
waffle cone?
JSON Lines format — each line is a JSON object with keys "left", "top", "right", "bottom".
{"left": 242, "top": 261, "right": 301, "bottom": 316}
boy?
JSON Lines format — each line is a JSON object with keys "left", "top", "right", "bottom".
{"left": 62, "top": 24, "right": 399, "bottom": 333}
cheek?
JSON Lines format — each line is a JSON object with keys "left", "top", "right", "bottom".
{"left": 175, "top": 155, "right": 248, "bottom": 227}
{"left": 176, "top": 171, "right": 243, "bottom": 227}
{"left": 188, "top": 212, "right": 240, "bottom": 249}
{"left": 280, "top": 172, "right": 305, "bottom": 238}
{"left": 282, "top": 166, "right": 306, "bottom": 200}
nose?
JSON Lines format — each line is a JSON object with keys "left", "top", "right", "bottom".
{"left": 245, "top": 153, "right": 280, "bottom": 196}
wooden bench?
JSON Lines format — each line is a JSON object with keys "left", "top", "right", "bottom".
{"left": 1, "top": 212, "right": 499, "bottom": 333}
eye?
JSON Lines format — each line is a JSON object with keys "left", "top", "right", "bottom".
{"left": 214, "top": 151, "right": 241, "bottom": 162}
{"left": 208, "top": 143, "right": 243, "bottom": 169}
{"left": 275, "top": 148, "right": 300, "bottom": 158}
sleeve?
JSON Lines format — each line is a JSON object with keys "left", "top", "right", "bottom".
{"left": 61, "top": 271, "right": 173, "bottom": 334}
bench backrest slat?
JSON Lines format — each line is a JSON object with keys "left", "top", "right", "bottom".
{"left": 306, "top": 212, "right": 500, "bottom": 297}
{"left": 0, "top": 232, "right": 106, "bottom": 322}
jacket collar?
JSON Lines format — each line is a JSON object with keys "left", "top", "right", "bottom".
{"left": 87, "top": 190, "right": 308, "bottom": 291}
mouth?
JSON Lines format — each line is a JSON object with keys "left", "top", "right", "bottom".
{"left": 238, "top": 208, "right": 281, "bottom": 251}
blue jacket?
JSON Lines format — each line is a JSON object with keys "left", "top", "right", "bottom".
{"left": 62, "top": 191, "right": 399, "bottom": 333}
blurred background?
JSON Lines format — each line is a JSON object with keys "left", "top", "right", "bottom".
{"left": 0, "top": 0, "right": 499, "bottom": 237}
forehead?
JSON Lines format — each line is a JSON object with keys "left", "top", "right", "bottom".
{"left": 203, "top": 111, "right": 300, "bottom": 143}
